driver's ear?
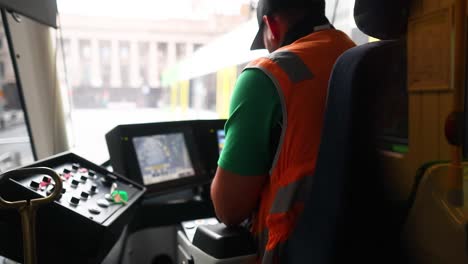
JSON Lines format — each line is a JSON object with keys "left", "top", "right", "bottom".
{"left": 263, "top": 15, "right": 281, "bottom": 41}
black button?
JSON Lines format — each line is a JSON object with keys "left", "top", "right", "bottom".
{"left": 30, "top": 180, "right": 40, "bottom": 189}
{"left": 63, "top": 168, "right": 71, "bottom": 174}
{"left": 61, "top": 187, "right": 66, "bottom": 194}
{"left": 80, "top": 175, "right": 88, "bottom": 182}
{"left": 70, "top": 197, "right": 80, "bottom": 206}
{"left": 88, "top": 170, "right": 96, "bottom": 177}
{"left": 72, "top": 163, "right": 80, "bottom": 170}
{"left": 88, "top": 208, "right": 101, "bottom": 215}
{"left": 42, "top": 176, "right": 51, "bottom": 183}
{"left": 71, "top": 179, "right": 80, "bottom": 186}
{"left": 81, "top": 191, "right": 89, "bottom": 199}
{"left": 90, "top": 184, "right": 98, "bottom": 193}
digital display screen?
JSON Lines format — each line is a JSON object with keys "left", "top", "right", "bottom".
{"left": 133, "top": 133, "right": 195, "bottom": 185}
{"left": 217, "top": 129, "right": 225, "bottom": 153}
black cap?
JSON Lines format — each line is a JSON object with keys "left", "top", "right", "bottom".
{"left": 251, "top": 0, "right": 325, "bottom": 50}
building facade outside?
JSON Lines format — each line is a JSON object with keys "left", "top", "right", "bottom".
{"left": 57, "top": 0, "right": 253, "bottom": 109}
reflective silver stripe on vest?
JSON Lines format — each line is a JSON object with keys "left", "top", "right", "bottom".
{"left": 245, "top": 51, "right": 314, "bottom": 173}
{"left": 267, "top": 50, "right": 314, "bottom": 84}
{"left": 262, "top": 249, "right": 275, "bottom": 264}
{"left": 261, "top": 242, "right": 287, "bottom": 264}
{"left": 244, "top": 65, "right": 288, "bottom": 175}
{"left": 257, "top": 228, "right": 270, "bottom": 261}
{"left": 270, "top": 175, "right": 313, "bottom": 214}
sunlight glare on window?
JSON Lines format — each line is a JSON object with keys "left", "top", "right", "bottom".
{"left": 57, "top": 0, "right": 254, "bottom": 162}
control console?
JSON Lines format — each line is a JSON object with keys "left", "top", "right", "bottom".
{"left": 20, "top": 161, "right": 141, "bottom": 223}
{"left": 106, "top": 119, "right": 226, "bottom": 196}
{"left": 177, "top": 218, "right": 257, "bottom": 263}
{"left": 0, "top": 152, "right": 146, "bottom": 264}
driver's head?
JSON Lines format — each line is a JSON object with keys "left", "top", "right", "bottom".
{"left": 251, "top": 0, "right": 326, "bottom": 52}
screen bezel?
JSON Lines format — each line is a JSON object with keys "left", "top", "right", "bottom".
{"left": 125, "top": 124, "right": 208, "bottom": 195}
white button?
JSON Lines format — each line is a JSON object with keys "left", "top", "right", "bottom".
{"left": 194, "top": 219, "right": 205, "bottom": 225}
{"left": 207, "top": 219, "right": 219, "bottom": 225}
{"left": 104, "top": 194, "right": 114, "bottom": 202}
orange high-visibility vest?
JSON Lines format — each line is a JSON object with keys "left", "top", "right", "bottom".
{"left": 245, "top": 28, "right": 355, "bottom": 263}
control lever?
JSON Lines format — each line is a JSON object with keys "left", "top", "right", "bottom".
{"left": 108, "top": 182, "right": 128, "bottom": 204}
{"left": 0, "top": 167, "right": 62, "bottom": 264}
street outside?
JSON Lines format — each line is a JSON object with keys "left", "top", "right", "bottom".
{"left": 70, "top": 107, "right": 219, "bottom": 164}
{"left": 0, "top": 107, "right": 219, "bottom": 171}
{"left": 0, "top": 115, "right": 34, "bottom": 172}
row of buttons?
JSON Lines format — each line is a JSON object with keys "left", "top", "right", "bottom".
{"left": 68, "top": 196, "right": 112, "bottom": 215}
{"left": 70, "top": 178, "right": 98, "bottom": 192}
{"left": 63, "top": 167, "right": 96, "bottom": 179}
{"left": 63, "top": 163, "right": 94, "bottom": 174}
{"left": 69, "top": 197, "right": 103, "bottom": 215}
{"left": 65, "top": 164, "right": 100, "bottom": 215}
{"left": 27, "top": 164, "right": 123, "bottom": 217}
{"left": 29, "top": 176, "right": 53, "bottom": 190}
{"left": 64, "top": 165, "right": 106, "bottom": 216}
{"left": 30, "top": 179, "right": 97, "bottom": 197}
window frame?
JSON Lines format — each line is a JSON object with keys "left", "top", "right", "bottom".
{"left": 0, "top": 8, "right": 37, "bottom": 160}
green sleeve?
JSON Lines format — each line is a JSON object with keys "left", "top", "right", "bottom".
{"left": 217, "top": 68, "right": 282, "bottom": 176}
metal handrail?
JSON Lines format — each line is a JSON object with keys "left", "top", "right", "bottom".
{"left": 0, "top": 167, "right": 62, "bottom": 264}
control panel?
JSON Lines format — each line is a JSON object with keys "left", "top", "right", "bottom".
{"left": 19, "top": 162, "right": 141, "bottom": 224}
{"left": 0, "top": 152, "right": 145, "bottom": 264}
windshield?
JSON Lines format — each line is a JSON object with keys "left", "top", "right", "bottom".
{"left": 56, "top": 0, "right": 364, "bottom": 163}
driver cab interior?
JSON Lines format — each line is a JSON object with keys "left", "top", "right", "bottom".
{"left": 0, "top": 0, "right": 467, "bottom": 263}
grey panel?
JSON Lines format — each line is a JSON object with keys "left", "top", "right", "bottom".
{"left": 268, "top": 51, "right": 314, "bottom": 84}
{"left": 270, "top": 176, "right": 313, "bottom": 214}
{"left": 0, "top": 0, "right": 57, "bottom": 28}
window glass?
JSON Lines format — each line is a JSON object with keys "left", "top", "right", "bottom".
{"left": 57, "top": 0, "right": 253, "bottom": 162}
{"left": 57, "top": 0, "right": 365, "bottom": 162}
{"left": 0, "top": 17, "right": 34, "bottom": 171}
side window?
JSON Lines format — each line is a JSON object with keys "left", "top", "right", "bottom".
{"left": 0, "top": 16, "right": 35, "bottom": 171}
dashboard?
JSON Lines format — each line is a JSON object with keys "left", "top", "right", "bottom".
{"left": 106, "top": 119, "right": 226, "bottom": 196}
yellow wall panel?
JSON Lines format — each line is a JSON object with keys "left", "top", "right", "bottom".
{"left": 420, "top": 93, "right": 440, "bottom": 161}
{"left": 216, "top": 66, "right": 238, "bottom": 118}
{"left": 408, "top": 8, "right": 452, "bottom": 92}
{"left": 170, "top": 83, "right": 179, "bottom": 110}
{"left": 438, "top": 92, "right": 454, "bottom": 160}
{"left": 180, "top": 80, "right": 190, "bottom": 112}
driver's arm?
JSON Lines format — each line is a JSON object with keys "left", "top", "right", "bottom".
{"left": 211, "top": 167, "right": 267, "bottom": 226}
{"left": 210, "top": 69, "right": 281, "bottom": 226}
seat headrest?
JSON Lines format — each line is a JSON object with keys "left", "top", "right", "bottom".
{"left": 354, "top": 0, "right": 410, "bottom": 40}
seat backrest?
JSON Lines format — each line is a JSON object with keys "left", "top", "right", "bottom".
{"left": 285, "top": 1, "right": 411, "bottom": 263}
